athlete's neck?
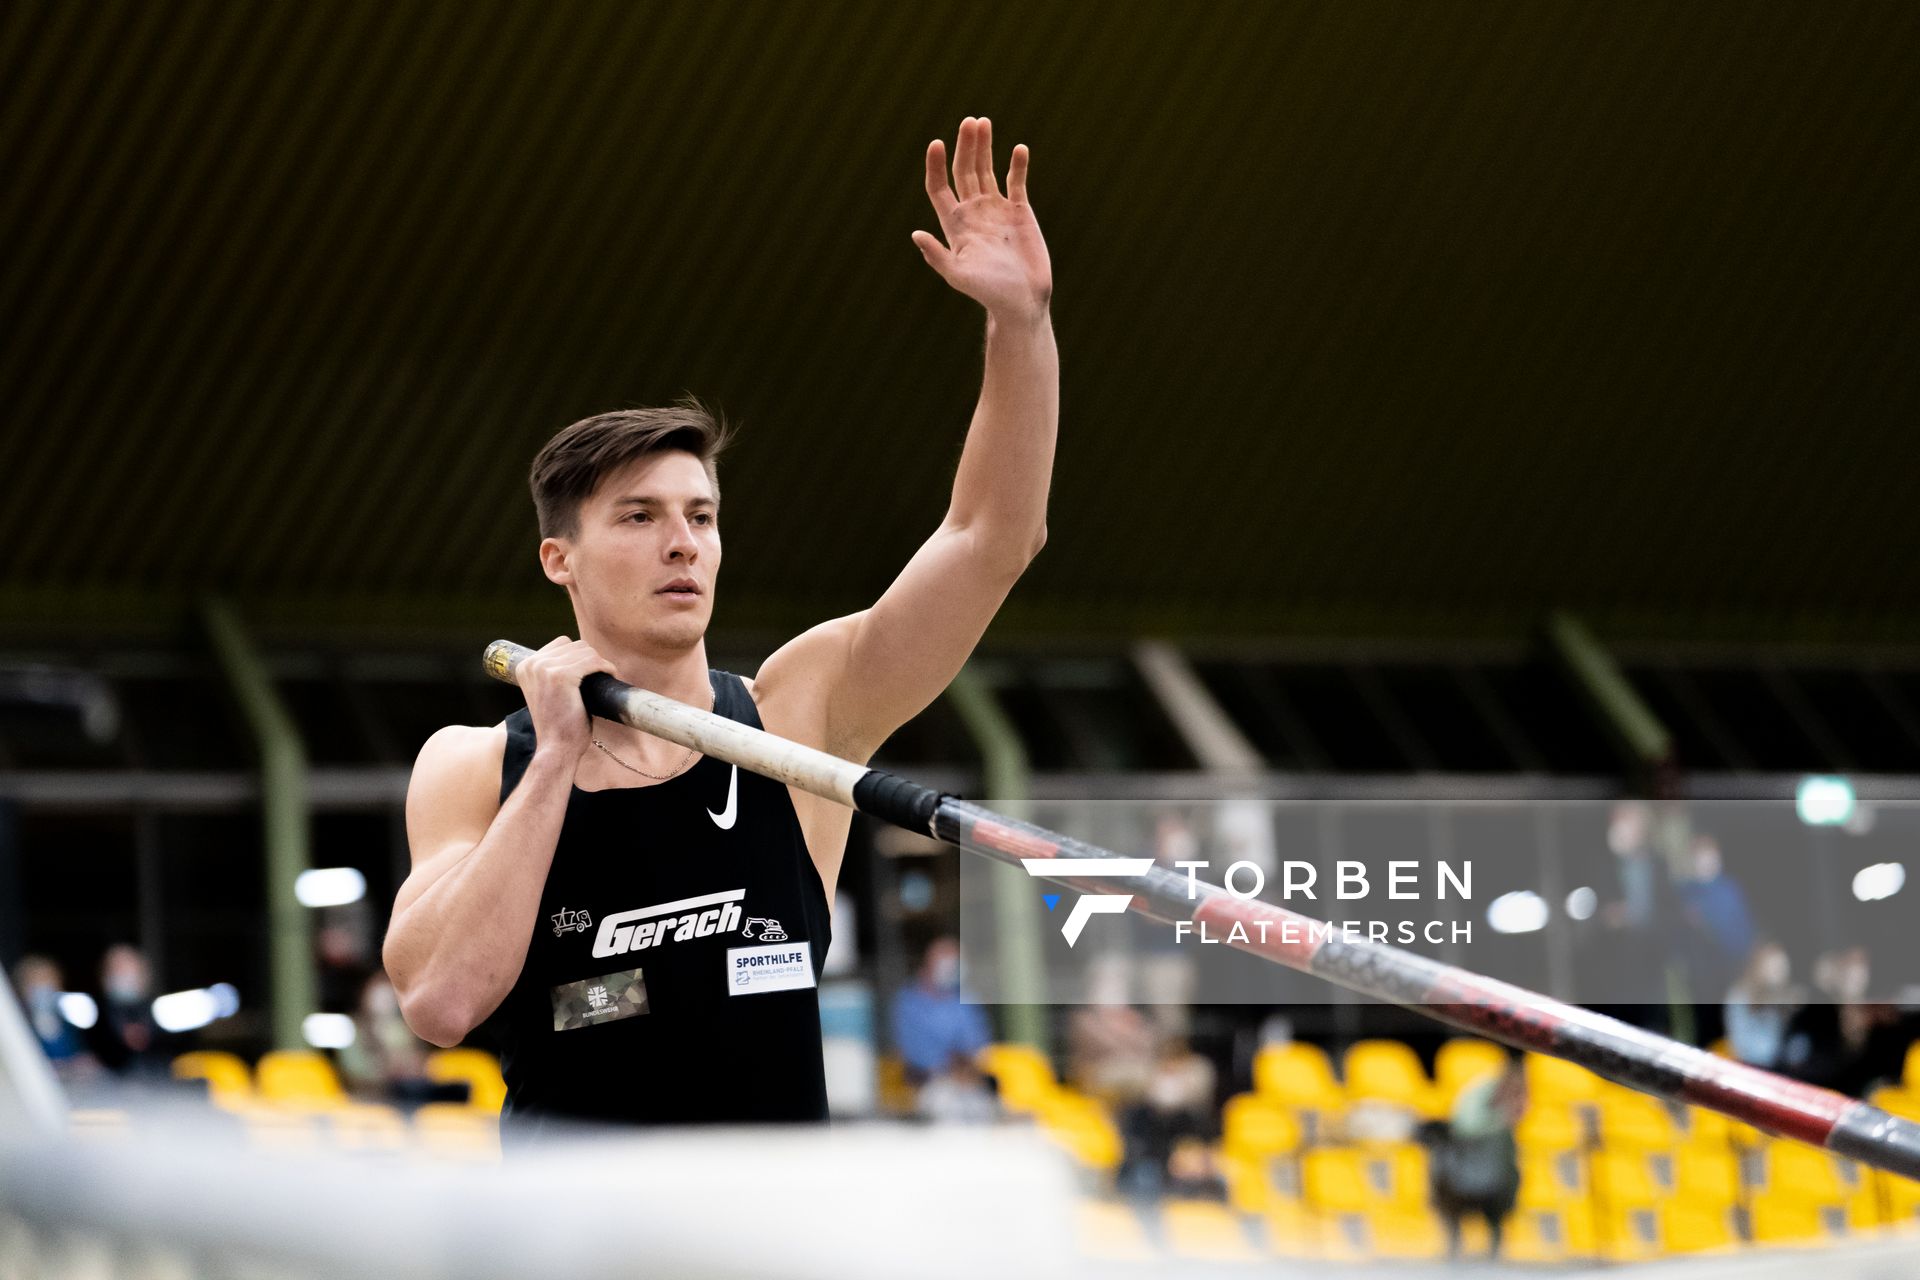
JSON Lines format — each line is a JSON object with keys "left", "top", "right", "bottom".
{"left": 573, "top": 628, "right": 714, "bottom": 712}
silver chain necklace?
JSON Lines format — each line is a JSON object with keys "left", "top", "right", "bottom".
{"left": 588, "top": 687, "right": 713, "bottom": 781}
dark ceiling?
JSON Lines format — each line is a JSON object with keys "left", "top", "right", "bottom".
{"left": 5, "top": 1, "right": 1918, "bottom": 650}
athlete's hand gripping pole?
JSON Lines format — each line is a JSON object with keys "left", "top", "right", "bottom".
{"left": 483, "top": 638, "right": 1920, "bottom": 1182}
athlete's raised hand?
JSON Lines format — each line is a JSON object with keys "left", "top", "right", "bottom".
{"left": 518, "top": 635, "right": 617, "bottom": 763}
{"left": 912, "top": 116, "right": 1052, "bottom": 322}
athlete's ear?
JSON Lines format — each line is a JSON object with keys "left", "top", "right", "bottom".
{"left": 538, "top": 536, "right": 575, "bottom": 586}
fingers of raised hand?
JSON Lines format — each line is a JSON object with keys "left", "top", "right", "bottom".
{"left": 974, "top": 116, "right": 998, "bottom": 197}
{"left": 1008, "top": 143, "right": 1029, "bottom": 205}
{"left": 923, "top": 138, "right": 958, "bottom": 221}
{"left": 951, "top": 117, "right": 978, "bottom": 200}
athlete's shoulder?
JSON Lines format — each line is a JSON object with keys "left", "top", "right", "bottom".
{"left": 409, "top": 723, "right": 509, "bottom": 806}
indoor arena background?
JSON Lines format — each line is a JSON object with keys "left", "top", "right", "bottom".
{"left": 4, "top": 1, "right": 1920, "bottom": 1274}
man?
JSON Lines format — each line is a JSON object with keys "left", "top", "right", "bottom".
{"left": 381, "top": 116, "right": 1055, "bottom": 1148}
{"left": 889, "top": 936, "right": 991, "bottom": 1089}
{"left": 1426, "top": 1052, "right": 1526, "bottom": 1260}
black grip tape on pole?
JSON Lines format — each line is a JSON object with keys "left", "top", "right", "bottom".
{"left": 852, "top": 769, "right": 944, "bottom": 835}
{"left": 579, "top": 671, "right": 627, "bottom": 722}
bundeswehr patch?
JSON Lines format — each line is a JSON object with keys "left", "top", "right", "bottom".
{"left": 551, "top": 966, "right": 649, "bottom": 1031}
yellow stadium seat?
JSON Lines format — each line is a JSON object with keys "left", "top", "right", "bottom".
{"left": 977, "top": 1042, "right": 1056, "bottom": 1113}
{"left": 1434, "top": 1038, "right": 1508, "bottom": 1106}
{"left": 426, "top": 1048, "right": 506, "bottom": 1113}
{"left": 1036, "top": 1089, "right": 1122, "bottom": 1170}
{"left": 875, "top": 1052, "right": 916, "bottom": 1115}
{"left": 1219, "top": 1149, "right": 1276, "bottom": 1215}
{"left": 1525, "top": 1054, "right": 1601, "bottom": 1103}
{"left": 412, "top": 1102, "right": 499, "bottom": 1162}
{"left": 1363, "top": 1206, "right": 1448, "bottom": 1260}
{"left": 1599, "top": 1196, "right": 1740, "bottom": 1262}
{"left": 1076, "top": 1199, "right": 1159, "bottom": 1263}
{"left": 1593, "top": 1149, "right": 1663, "bottom": 1202}
{"left": 1220, "top": 1093, "right": 1303, "bottom": 1200}
{"left": 1343, "top": 1040, "right": 1439, "bottom": 1115}
{"left": 1354, "top": 1142, "right": 1430, "bottom": 1209}
{"left": 326, "top": 1102, "right": 409, "bottom": 1152}
{"left": 1161, "top": 1198, "right": 1262, "bottom": 1262}
{"left": 1301, "top": 1148, "right": 1374, "bottom": 1213}
{"left": 1506, "top": 1200, "right": 1599, "bottom": 1262}
{"left": 1221, "top": 1092, "right": 1302, "bottom": 1155}
{"left": 1662, "top": 1201, "right": 1741, "bottom": 1254}
{"left": 1680, "top": 1104, "right": 1736, "bottom": 1146}
{"left": 1749, "top": 1139, "right": 1851, "bottom": 1197}
{"left": 1514, "top": 1102, "right": 1583, "bottom": 1149}
{"left": 255, "top": 1049, "right": 347, "bottom": 1110}
{"left": 171, "top": 1050, "right": 252, "bottom": 1109}
{"left": 1746, "top": 1142, "right": 1879, "bottom": 1232}
{"left": 1904, "top": 1040, "right": 1920, "bottom": 1091}
{"left": 1303, "top": 1145, "right": 1426, "bottom": 1218}
{"left": 1674, "top": 1143, "right": 1740, "bottom": 1203}
{"left": 1261, "top": 1196, "right": 1322, "bottom": 1260}
{"left": 1872, "top": 1085, "right": 1920, "bottom": 1123}
{"left": 1254, "top": 1042, "right": 1345, "bottom": 1115}
{"left": 1749, "top": 1189, "right": 1849, "bottom": 1244}
{"left": 1315, "top": 1208, "right": 1373, "bottom": 1264}
{"left": 1596, "top": 1087, "right": 1679, "bottom": 1150}
{"left": 1880, "top": 1166, "right": 1920, "bottom": 1224}
{"left": 1518, "top": 1146, "right": 1589, "bottom": 1207}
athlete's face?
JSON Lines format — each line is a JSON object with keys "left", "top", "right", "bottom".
{"left": 545, "top": 449, "right": 721, "bottom": 650}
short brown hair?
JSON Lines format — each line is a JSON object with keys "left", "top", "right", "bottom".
{"left": 529, "top": 394, "right": 736, "bottom": 540}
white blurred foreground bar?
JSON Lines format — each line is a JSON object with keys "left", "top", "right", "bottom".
{"left": 0, "top": 1108, "right": 1083, "bottom": 1280}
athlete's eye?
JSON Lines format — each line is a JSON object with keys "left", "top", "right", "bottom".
{"left": 626, "top": 512, "right": 650, "bottom": 523}
{"left": 693, "top": 512, "right": 714, "bottom": 525}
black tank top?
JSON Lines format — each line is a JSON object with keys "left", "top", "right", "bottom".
{"left": 490, "top": 668, "right": 832, "bottom": 1149}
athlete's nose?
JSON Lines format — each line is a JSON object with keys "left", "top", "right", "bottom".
{"left": 663, "top": 514, "right": 698, "bottom": 562}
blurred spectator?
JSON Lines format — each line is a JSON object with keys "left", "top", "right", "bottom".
{"left": 1781, "top": 946, "right": 1904, "bottom": 1096}
{"left": 890, "top": 937, "right": 992, "bottom": 1089}
{"left": 1166, "top": 1136, "right": 1228, "bottom": 1201}
{"left": 916, "top": 1049, "right": 1003, "bottom": 1125}
{"left": 1344, "top": 1094, "right": 1421, "bottom": 1145}
{"left": 337, "top": 972, "right": 431, "bottom": 1103}
{"left": 1426, "top": 1052, "right": 1525, "bottom": 1260}
{"left": 1067, "top": 951, "right": 1156, "bottom": 1105}
{"left": 10, "top": 954, "right": 96, "bottom": 1081}
{"left": 1600, "top": 802, "right": 1661, "bottom": 931}
{"left": 316, "top": 916, "right": 375, "bottom": 1013}
{"left": 1592, "top": 801, "right": 1679, "bottom": 1035}
{"left": 1724, "top": 941, "right": 1799, "bottom": 1070}
{"left": 85, "top": 943, "right": 175, "bottom": 1081}
{"left": 1677, "top": 835, "right": 1756, "bottom": 999}
{"left": 1134, "top": 812, "right": 1198, "bottom": 1037}
{"left": 1115, "top": 1032, "right": 1221, "bottom": 1201}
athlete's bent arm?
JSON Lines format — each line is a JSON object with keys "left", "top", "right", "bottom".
{"left": 382, "top": 638, "right": 614, "bottom": 1047}
{"left": 757, "top": 116, "right": 1057, "bottom": 762}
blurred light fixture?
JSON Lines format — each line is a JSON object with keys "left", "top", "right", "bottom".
{"left": 1487, "top": 890, "right": 1549, "bottom": 934}
{"left": 1565, "top": 886, "right": 1598, "bottom": 921}
{"left": 1853, "top": 861, "right": 1906, "bottom": 903}
{"left": 295, "top": 867, "right": 367, "bottom": 908}
{"left": 303, "top": 1013, "right": 356, "bottom": 1050}
{"left": 57, "top": 992, "right": 98, "bottom": 1029}
{"left": 1797, "top": 776, "right": 1856, "bottom": 827}
{"left": 152, "top": 986, "right": 238, "bottom": 1033}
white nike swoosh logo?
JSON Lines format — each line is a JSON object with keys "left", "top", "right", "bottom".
{"left": 708, "top": 764, "right": 738, "bottom": 830}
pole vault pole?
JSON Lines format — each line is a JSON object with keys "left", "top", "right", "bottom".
{"left": 483, "top": 640, "right": 1920, "bottom": 1181}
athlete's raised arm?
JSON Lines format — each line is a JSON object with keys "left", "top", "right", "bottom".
{"left": 757, "top": 115, "right": 1057, "bottom": 763}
